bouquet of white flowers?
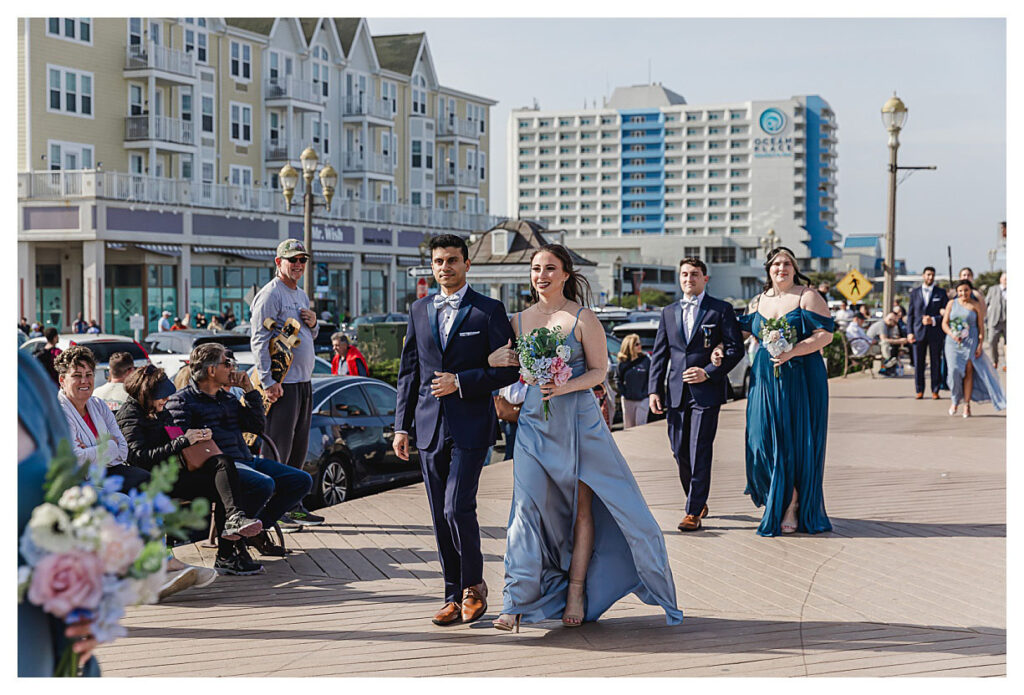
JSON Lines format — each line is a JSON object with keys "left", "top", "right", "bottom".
{"left": 949, "top": 316, "right": 970, "bottom": 344}
{"left": 17, "top": 438, "right": 209, "bottom": 676}
{"left": 516, "top": 325, "right": 573, "bottom": 420}
{"left": 759, "top": 317, "right": 798, "bottom": 377}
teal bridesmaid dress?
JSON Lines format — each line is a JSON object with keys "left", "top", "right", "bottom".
{"left": 18, "top": 351, "right": 100, "bottom": 677}
{"left": 738, "top": 306, "right": 834, "bottom": 537}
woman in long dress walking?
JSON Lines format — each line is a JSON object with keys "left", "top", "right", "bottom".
{"left": 487, "top": 244, "right": 682, "bottom": 632}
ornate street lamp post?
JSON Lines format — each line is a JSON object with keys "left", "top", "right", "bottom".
{"left": 279, "top": 146, "right": 337, "bottom": 298}
{"left": 881, "top": 94, "right": 908, "bottom": 315}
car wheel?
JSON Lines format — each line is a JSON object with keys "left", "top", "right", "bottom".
{"left": 318, "top": 459, "right": 353, "bottom": 507}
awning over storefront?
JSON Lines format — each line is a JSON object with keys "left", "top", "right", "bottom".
{"left": 106, "top": 242, "right": 129, "bottom": 251}
{"left": 395, "top": 256, "right": 423, "bottom": 267}
{"left": 314, "top": 251, "right": 355, "bottom": 263}
{"left": 193, "top": 245, "right": 276, "bottom": 261}
{"left": 136, "top": 243, "right": 182, "bottom": 257}
{"left": 362, "top": 253, "right": 393, "bottom": 265}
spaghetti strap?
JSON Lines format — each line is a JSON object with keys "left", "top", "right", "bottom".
{"left": 570, "top": 306, "right": 584, "bottom": 337}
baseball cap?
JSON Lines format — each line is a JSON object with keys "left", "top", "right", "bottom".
{"left": 277, "top": 239, "right": 309, "bottom": 259}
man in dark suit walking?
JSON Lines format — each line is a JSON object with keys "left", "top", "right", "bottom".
{"left": 649, "top": 257, "right": 744, "bottom": 532}
{"left": 906, "top": 266, "right": 948, "bottom": 399}
{"left": 393, "top": 234, "right": 519, "bottom": 627}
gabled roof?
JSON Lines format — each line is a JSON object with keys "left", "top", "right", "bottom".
{"left": 298, "top": 18, "right": 319, "bottom": 44}
{"left": 373, "top": 33, "right": 424, "bottom": 75}
{"left": 224, "top": 18, "right": 275, "bottom": 36}
{"left": 333, "top": 18, "right": 361, "bottom": 56}
{"left": 468, "top": 220, "right": 598, "bottom": 266}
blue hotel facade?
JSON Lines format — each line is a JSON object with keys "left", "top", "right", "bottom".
{"left": 510, "top": 85, "right": 841, "bottom": 301}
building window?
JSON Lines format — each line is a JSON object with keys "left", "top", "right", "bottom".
{"left": 411, "top": 140, "right": 422, "bottom": 168}
{"left": 47, "top": 18, "right": 92, "bottom": 44}
{"left": 47, "top": 65, "right": 93, "bottom": 118}
{"left": 411, "top": 75, "right": 427, "bottom": 114}
{"left": 184, "top": 25, "right": 208, "bottom": 63}
{"left": 47, "top": 140, "right": 94, "bottom": 170}
{"left": 707, "top": 247, "right": 736, "bottom": 263}
{"left": 312, "top": 45, "right": 330, "bottom": 97}
{"left": 201, "top": 95, "right": 214, "bottom": 133}
{"left": 230, "top": 41, "right": 251, "bottom": 81}
{"left": 180, "top": 89, "right": 192, "bottom": 122}
{"left": 230, "top": 103, "right": 252, "bottom": 143}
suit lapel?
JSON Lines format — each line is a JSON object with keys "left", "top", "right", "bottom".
{"left": 672, "top": 301, "right": 684, "bottom": 345}
{"left": 687, "top": 295, "right": 711, "bottom": 348}
{"left": 444, "top": 288, "right": 474, "bottom": 353}
{"left": 426, "top": 299, "right": 442, "bottom": 353}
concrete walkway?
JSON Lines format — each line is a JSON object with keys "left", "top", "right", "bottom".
{"left": 96, "top": 370, "right": 1006, "bottom": 677}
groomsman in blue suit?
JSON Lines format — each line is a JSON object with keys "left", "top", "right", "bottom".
{"left": 906, "top": 266, "right": 947, "bottom": 399}
{"left": 649, "top": 257, "right": 743, "bottom": 532}
{"left": 393, "top": 234, "right": 519, "bottom": 626}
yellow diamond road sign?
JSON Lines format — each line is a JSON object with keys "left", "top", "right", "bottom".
{"left": 836, "top": 269, "right": 873, "bottom": 303}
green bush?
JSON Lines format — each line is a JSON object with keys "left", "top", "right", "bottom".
{"left": 369, "top": 358, "right": 401, "bottom": 387}
{"left": 610, "top": 289, "right": 675, "bottom": 310}
{"left": 823, "top": 331, "right": 848, "bottom": 378}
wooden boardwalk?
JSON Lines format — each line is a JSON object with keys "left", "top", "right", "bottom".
{"left": 96, "top": 371, "right": 1006, "bottom": 677}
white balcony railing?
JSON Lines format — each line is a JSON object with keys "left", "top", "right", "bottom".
{"left": 343, "top": 151, "right": 393, "bottom": 175}
{"left": 437, "top": 116, "right": 481, "bottom": 139}
{"left": 437, "top": 167, "right": 481, "bottom": 188}
{"left": 125, "top": 115, "right": 196, "bottom": 146}
{"left": 18, "top": 170, "right": 502, "bottom": 232}
{"left": 263, "top": 78, "right": 325, "bottom": 106}
{"left": 264, "top": 138, "right": 305, "bottom": 161}
{"left": 125, "top": 42, "right": 194, "bottom": 78}
{"left": 340, "top": 95, "right": 394, "bottom": 120}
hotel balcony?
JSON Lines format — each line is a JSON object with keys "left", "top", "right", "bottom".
{"left": 341, "top": 95, "right": 394, "bottom": 122}
{"left": 124, "top": 115, "right": 196, "bottom": 149}
{"left": 123, "top": 42, "right": 195, "bottom": 84}
{"left": 264, "top": 139, "right": 305, "bottom": 163}
{"left": 437, "top": 167, "right": 481, "bottom": 189}
{"left": 18, "top": 170, "right": 501, "bottom": 232}
{"left": 343, "top": 151, "right": 393, "bottom": 177}
{"left": 437, "top": 116, "right": 480, "bottom": 140}
{"left": 264, "top": 78, "right": 326, "bottom": 111}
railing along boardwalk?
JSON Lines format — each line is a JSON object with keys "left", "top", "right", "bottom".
{"left": 95, "top": 370, "right": 1006, "bottom": 677}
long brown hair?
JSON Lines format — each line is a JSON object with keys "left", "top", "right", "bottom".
{"left": 529, "top": 244, "right": 593, "bottom": 307}
{"left": 124, "top": 364, "right": 169, "bottom": 415}
{"left": 762, "top": 246, "right": 813, "bottom": 295}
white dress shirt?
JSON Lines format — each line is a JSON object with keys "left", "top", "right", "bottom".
{"left": 438, "top": 283, "right": 470, "bottom": 349}
{"left": 921, "top": 283, "right": 933, "bottom": 305}
{"left": 680, "top": 291, "right": 705, "bottom": 343}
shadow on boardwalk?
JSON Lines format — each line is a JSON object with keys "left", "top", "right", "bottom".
{"left": 716, "top": 514, "right": 1006, "bottom": 538}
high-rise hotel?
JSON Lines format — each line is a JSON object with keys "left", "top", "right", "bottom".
{"left": 508, "top": 84, "right": 839, "bottom": 301}
{"left": 18, "top": 18, "right": 497, "bottom": 335}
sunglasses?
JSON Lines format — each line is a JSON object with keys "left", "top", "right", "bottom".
{"left": 286, "top": 256, "right": 309, "bottom": 265}
{"left": 220, "top": 357, "right": 237, "bottom": 369}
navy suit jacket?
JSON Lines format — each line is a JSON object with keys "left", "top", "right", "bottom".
{"left": 906, "top": 285, "right": 947, "bottom": 342}
{"left": 394, "top": 286, "right": 519, "bottom": 451}
{"left": 648, "top": 294, "right": 744, "bottom": 409}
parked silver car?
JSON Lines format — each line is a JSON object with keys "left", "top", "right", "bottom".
{"left": 19, "top": 333, "right": 150, "bottom": 387}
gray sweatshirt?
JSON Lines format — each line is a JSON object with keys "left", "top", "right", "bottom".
{"left": 250, "top": 276, "right": 319, "bottom": 386}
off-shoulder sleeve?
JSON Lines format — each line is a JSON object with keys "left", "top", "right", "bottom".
{"left": 737, "top": 311, "right": 755, "bottom": 333}
{"left": 801, "top": 309, "right": 835, "bottom": 333}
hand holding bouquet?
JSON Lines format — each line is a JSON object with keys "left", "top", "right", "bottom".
{"left": 759, "top": 317, "right": 798, "bottom": 377}
{"left": 516, "top": 326, "right": 573, "bottom": 419}
{"left": 17, "top": 438, "right": 210, "bottom": 676}
{"left": 949, "top": 317, "right": 969, "bottom": 345}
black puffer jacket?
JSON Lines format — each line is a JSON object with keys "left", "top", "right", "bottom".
{"left": 116, "top": 397, "right": 190, "bottom": 471}
{"left": 165, "top": 383, "right": 264, "bottom": 462}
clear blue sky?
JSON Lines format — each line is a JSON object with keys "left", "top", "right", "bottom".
{"left": 368, "top": 17, "right": 1006, "bottom": 276}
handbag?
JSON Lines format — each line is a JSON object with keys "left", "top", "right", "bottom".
{"left": 165, "top": 426, "right": 221, "bottom": 472}
{"left": 493, "top": 394, "right": 521, "bottom": 423}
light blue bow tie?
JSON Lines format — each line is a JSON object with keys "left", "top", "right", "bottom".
{"left": 433, "top": 293, "right": 461, "bottom": 310}
{"left": 681, "top": 297, "right": 699, "bottom": 307}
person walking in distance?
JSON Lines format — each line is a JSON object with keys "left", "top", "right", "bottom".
{"left": 906, "top": 266, "right": 948, "bottom": 399}
{"left": 250, "top": 239, "right": 324, "bottom": 529}
{"left": 985, "top": 272, "right": 1007, "bottom": 368}
{"left": 393, "top": 234, "right": 520, "bottom": 626}
{"left": 649, "top": 257, "right": 743, "bottom": 532}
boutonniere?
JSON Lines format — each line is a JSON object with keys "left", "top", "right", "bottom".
{"left": 701, "top": 324, "right": 716, "bottom": 349}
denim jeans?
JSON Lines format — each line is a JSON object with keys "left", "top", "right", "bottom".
{"left": 235, "top": 457, "right": 313, "bottom": 527}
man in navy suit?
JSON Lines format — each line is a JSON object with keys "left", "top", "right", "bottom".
{"left": 393, "top": 234, "right": 519, "bottom": 626}
{"left": 649, "top": 257, "right": 743, "bottom": 532}
{"left": 906, "top": 266, "right": 947, "bottom": 399}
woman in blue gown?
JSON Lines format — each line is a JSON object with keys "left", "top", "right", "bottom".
{"left": 18, "top": 350, "right": 100, "bottom": 676}
{"left": 486, "top": 244, "right": 682, "bottom": 631}
{"left": 942, "top": 279, "right": 1006, "bottom": 416}
{"left": 737, "top": 247, "right": 835, "bottom": 537}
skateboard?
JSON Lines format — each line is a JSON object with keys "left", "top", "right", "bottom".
{"left": 243, "top": 316, "right": 302, "bottom": 447}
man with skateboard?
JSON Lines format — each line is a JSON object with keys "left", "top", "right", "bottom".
{"left": 250, "top": 239, "right": 324, "bottom": 530}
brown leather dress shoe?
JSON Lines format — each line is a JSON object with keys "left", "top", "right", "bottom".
{"left": 678, "top": 514, "right": 702, "bottom": 532}
{"left": 432, "top": 601, "right": 462, "bottom": 626}
{"left": 931, "top": 392, "right": 940, "bottom": 400}
{"left": 461, "top": 582, "right": 488, "bottom": 623}
{"left": 915, "top": 392, "right": 924, "bottom": 399}
{"left": 701, "top": 504, "right": 709, "bottom": 519}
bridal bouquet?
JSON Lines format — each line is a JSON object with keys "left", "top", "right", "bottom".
{"left": 760, "top": 317, "right": 798, "bottom": 377}
{"left": 517, "top": 325, "right": 573, "bottom": 420}
{"left": 17, "top": 438, "right": 209, "bottom": 676}
{"left": 949, "top": 317, "right": 970, "bottom": 344}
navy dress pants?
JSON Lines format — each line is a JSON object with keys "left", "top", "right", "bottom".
{"left": 666, "top": 391, "right": 720, "bottom": 517}
{"left": 912, "top": 335, "right": 944, "bottom": 394}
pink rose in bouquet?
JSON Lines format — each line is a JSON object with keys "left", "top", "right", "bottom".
{"left": 27, "top": 550, "right": 104, "bottom": 618}
{"left": 550, "top": 357, "right": 573, "bottom": 387}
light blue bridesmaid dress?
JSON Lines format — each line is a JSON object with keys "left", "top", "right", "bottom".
{"left": 944, "top": 301, "right": 1006, "bottom": 410}
{"left": 501, "top": 309, "right": 683, "bottom": 625}
{"left": 738, "top": 302, "right": 834, "bottom": 537}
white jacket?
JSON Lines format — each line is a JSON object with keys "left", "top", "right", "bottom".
{"left": 57, "top": 391, "right": 129, "bottom": 468}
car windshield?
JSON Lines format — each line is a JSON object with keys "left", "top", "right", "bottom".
{"left": 76, "top": 341, "right": 147, "bottom": 362}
